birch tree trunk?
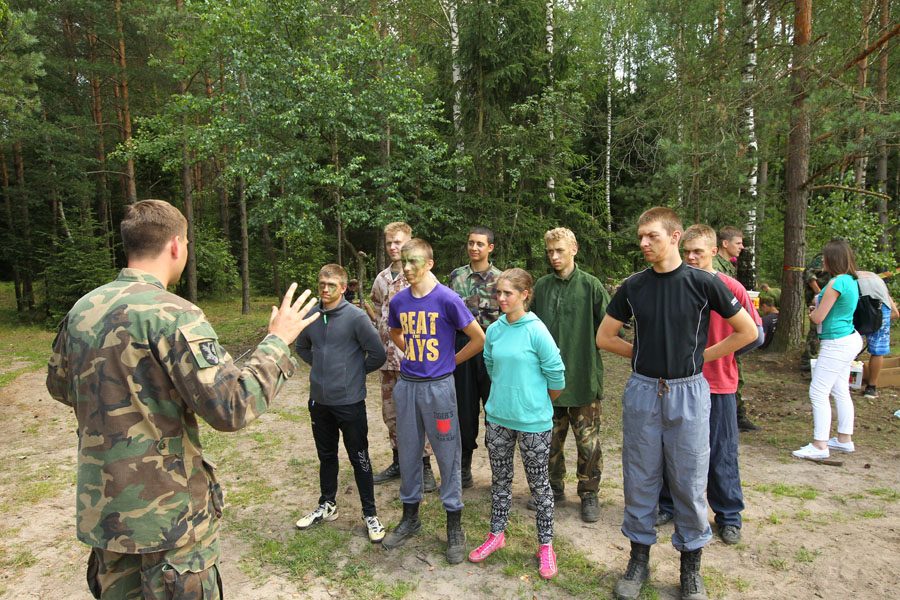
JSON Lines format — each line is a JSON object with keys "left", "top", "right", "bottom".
{"left": 773, "top": 0, "right": 811, "bottom": 353}
{"left": 546, "top": 0, "right": 556, "bottom": 203}
{"left": 854, "top": 0, "right": 872, "bottom": 189}
{"left": 739, "top": 0, "right": 759, "bottom": 291}
{"left": 440, "top": 0, "right": 465, "bottom": 192}
{"left": 606, "top": 19, "right": 613, "bottom": 252}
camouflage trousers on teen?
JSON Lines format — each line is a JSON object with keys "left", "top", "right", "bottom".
{"left": 86, "top": 526, "right": 221, "bottom": 600}
{"left": 381, "top": 370, "right": 431, "bottom": 457}
{"left": 549, "top": 400, "right": 603, "bottom": 497}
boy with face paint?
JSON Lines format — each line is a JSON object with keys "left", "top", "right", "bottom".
{"left": 382, "top": 239, "right": 486, "bottom": 565}
{"left": 596, "top": 208, "right": 757, "bottom": 600}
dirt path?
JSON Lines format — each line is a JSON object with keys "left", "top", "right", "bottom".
{"left": 1, "top": 352, "right": 898, "bottom": 599}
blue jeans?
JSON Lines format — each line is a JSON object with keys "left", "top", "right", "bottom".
{"left": 659, "top": 392, "right": 744, "bottom": 528}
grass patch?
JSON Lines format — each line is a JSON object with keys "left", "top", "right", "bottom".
{"left": 271, "top": 407, "right": 310, "bottom": 424}
{"left": 794, "top": 546, "right": 820, "bottom": 563}
{"left": 753, "top": 483, "right": 818, "bottom": 500}
{"left": 866, "top": 488, "right": 899, "bottom": 502}
{"left": 0, "top": 283, "right": 56, "bottom": 390}
{"left": 768, "top": 557, "right": 789, "bottom": 571}
{"left": 859, "top": 508, "right": 885, "bottom": 519}
{"left": 0, "top": 548, "right": 38, "bottom": 570}
{"left": 227, "top": 478, "right": 276, "bottom": 509}
{"left": 201, "top": 296, "right": 278, "bottom": 348}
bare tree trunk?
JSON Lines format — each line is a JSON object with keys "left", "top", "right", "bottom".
{"left": 606, "top": 19, "right": 613, "bottom": 252}
{"left": 875, "top": 0, "right": 889, "bottom": 251}
{"left": 87, "top": 30, "right": 111, "bottom": 246}
{"left": 0, "top": 152, "right": 23, "bottom": 310}
{"left": 545, "top": 0, "right": 556, "bottom": 202}
{"left": 261, "top": 221, "right": 281, "bottom": 293}
{"left": 439, "top": 0, "right": 465, "bottom": 192}
{"left": 13, "top": 142, "right": 34, "bottom": 310}
{"left": 773, "top": 0, "right": 811, "bottom": 353}
{"left": 331, "top": 136, "right": 343, "bottom": 266}
{"left": 175, "top": 0, "right": 196, "bottom": 300}
{"left": 115, "top": 0, "right": 137, "bottom": 203}
{"left": 854, "top": 0, "right": 873, "bottom": 188}
{"left": 237, "top": 176, "right": 249, "bottom": 314}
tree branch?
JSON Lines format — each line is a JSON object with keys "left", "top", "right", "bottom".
{"left": 809, "top": 184, "right": 890, "bottom": 200}
{"left": 838, "top": 21, "right": 900, "bottom": 75}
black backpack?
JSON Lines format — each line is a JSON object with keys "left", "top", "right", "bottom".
{"left": 853, "top": 281, "right": 883, "bottom": 335}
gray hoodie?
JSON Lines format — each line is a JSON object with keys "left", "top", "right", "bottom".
{"left": 295, "top": 299, "right": 386, "bottom": 405}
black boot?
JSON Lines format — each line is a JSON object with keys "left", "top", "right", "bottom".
{"left": 445, "top": 509, "right": 466, "bottom": 564}
{"left": 422, "top": 457, "right": 437, "bottom": 493}
{"left": 461, "top": 449, "right": 473, "bottom": 489}
{"left": 382, "top": 502, "right": 421, "bottom": 549}
{"left": 373, "top": 449, "right": 401, "bottom": 484}
{"left": 679, "top": 548, "right": 707, "bottom": 600}
{"left": 614, "top": 542, "right": 650, "bottom": 600}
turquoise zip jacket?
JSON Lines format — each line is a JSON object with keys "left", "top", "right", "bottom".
{"left": 483, "top": 312, "right": 566, "bottom": 433}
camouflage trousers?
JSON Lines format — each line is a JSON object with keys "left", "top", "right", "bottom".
{"left": 381, "top": 370, "right": 431, "bottom": 457}
{"left": 86, "top": 528, "right": 221, "bottom": 600}
{"left": 549, "top": 400, "right": 603, "bottom": 497}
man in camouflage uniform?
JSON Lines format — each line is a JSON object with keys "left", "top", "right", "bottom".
{"left": 530, "top": 228, "right": 610, "bottom": 523}
{"left": 801, "top": 253, "right": 830, "bottom": 368}
{"left": 368, "top": 221, "right": 437, "bottom": 491}
{"left": 449, "top": 226, "right": 502, "bottom": 488}
{"left": 46, "top": 200, "right": 319, "bottom": 599}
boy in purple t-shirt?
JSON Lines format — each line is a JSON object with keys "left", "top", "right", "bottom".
{"left": 382, "top": 238, "right": 486, "bottom": 564}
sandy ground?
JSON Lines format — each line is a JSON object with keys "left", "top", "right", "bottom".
{"left": 1, "top": 352, "right": 898, "bottom": 599}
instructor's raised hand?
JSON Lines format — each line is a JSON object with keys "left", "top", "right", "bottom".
{"left": 268, "top": 283, "right": 320, "bottom": 345}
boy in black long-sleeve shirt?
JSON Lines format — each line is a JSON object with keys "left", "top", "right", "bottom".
{"left": 294, "top": 264, "right": 387, "bottom": 542}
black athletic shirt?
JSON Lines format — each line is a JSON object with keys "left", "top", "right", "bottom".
{"left": 607, "top": 263, "right": 741, "bottom": 379}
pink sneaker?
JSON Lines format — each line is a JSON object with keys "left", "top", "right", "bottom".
{"left": 468, "top": 531, "right": 506, "bottom": 563}
{"left": 537, "top": 543, "right": 557, "bottom": 579}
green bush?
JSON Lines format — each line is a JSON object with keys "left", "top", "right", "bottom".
{"left": 42, "top": 224, "right": 117, "bottom": 323}
{"left": 193, "top": 224, "right": 240, "bottom": 297}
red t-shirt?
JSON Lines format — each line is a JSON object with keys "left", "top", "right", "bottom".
{"left": 703, "top": 272, "right": 762, "bottom": 394}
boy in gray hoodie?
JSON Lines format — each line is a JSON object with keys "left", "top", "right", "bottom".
{"left": 294, "top": 264, "right": 387, "bottom": 542}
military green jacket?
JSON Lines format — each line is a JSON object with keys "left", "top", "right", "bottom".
{"left": 531, "top": 266, "right": 610, "bottom": 407}
{"left": 448, "top": 263, "right": 502, "bottom": 329}
{"left": 46, "top": 269, "right": 297, "bottom": 554}
{"left": 713, "top": 254, "right": 736, "bottom": 277}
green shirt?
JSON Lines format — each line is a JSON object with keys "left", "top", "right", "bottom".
{"left": 531, "top": 266, "right": 610, "bottom": 407}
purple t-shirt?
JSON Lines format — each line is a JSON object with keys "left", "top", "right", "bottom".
{"left": 388, "top": 283, "right": 475, "bottom": 379}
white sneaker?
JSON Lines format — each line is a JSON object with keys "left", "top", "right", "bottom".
{"left": 826, "top": 437, "right": 855, "bottom": 453}
{"left": 792, "top": 443, "right": 829, "bottom": 460}
{"left": 364, "top": 515, "right": 386, "bottom": 543}
{"left": 295, "top": 501, "right": 338, "bottom": 529}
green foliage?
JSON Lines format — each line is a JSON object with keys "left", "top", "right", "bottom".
{"left": 42, "top": 224, "right": 117, "bottom": 322}
{"left": 191, "top": 224, "right": 240, "bottom": 298}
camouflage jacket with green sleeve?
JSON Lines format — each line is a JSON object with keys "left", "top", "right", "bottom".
{"left": 46, "top": 269, "right": 297, "bottom": 554}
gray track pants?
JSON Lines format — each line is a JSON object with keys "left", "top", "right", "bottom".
{"left": 395, "top": 375, "right": 464, "bottom": 511}
{"left": 621, "top": 372, "right": 712, "bottom": 551}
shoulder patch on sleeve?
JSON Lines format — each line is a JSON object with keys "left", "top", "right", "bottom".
{"left": 177, "top": 320, "right": 223, "bottom": 369}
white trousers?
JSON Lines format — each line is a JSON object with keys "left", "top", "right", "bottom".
{"left": 810, "top": 331, "right": 863, "bottom": 441}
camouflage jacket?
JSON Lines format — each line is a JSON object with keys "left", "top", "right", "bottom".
{"left": 713, "top": 254, "right": 737, "bottom": 277}
{"left": 370, "top": 266, "right": 409, "bottom": 371}
{"left": 46, "top": 269, "right": 297, "bottom": 554}
{"left": 448, "top": 263, "right": 502, "bottom": 330}
{"left": 804, "top": 253, "right": 830, "bottom": 303}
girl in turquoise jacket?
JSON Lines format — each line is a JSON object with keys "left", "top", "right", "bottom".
{"left": 468, "top": 268, "right": 565, "bottom": 580}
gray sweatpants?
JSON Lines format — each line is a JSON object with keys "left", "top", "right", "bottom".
{"left": 621, "top": 372, "right": 712, "bottom": 551}
{"left": 395, "top": 375, "right": 464, "bottom": 511}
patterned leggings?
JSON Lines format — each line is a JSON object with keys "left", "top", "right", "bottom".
{"left": 486, "top": 421, "right": 554, "bottom": 544}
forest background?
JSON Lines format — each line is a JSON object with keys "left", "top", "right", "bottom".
{"left": 0, "top": 0, "right": 898, "bottom": 352}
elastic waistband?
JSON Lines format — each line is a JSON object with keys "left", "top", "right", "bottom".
{"left": 630, "top": 372, "right": 706, "bottom": 386}
{"left": 400, "top": 372, "right": 453, "bottom": 383}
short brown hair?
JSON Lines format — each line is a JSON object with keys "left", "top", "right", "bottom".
{"left": 717, "top": 225, "right": 743, "bottom": 247}
{"left": 318, "top": 263, "right": 348, "bottom": 284}
{"left": 384, "top": 221, "right": 412, "bottom": 237}
{"left": 121, "top": 200, "right": 187, "bottom": 260}
{"left": 497, "top": 268, "right": 534, "bottom": 307}
{"left": 544, "top": 227, "right": 577, "bottom": 246}
{"left": 821, "top": 238, "right": 858, "bottom": 277}
{"left": 637, "top": 207, "right": 683, "bottom": 235}
{"left": 401, "top": 238, "right": 433, "bottom": 260}
{"left": 682, "top": 224, "right": 717, "bottom": 248}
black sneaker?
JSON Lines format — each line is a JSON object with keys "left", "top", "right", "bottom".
{"left": 718, "top": 524, "right": 741, "bottom": 545}
{"left": 737, "top": 417, "right": 759, "bottom": 432}
{"left": 423, "top": 464, "right": 438, "bottom": 493}
{"left": 580, "top": 493, "right": 600, "bottom": 523}
{"left": 863, "top": 385, "right": 877, "bottom": 399}
{"left": 655, "top": 511, "right": 673, "bottom": 527}
{"left": 373, "top": 462, "right": 401, "bottom": 484}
